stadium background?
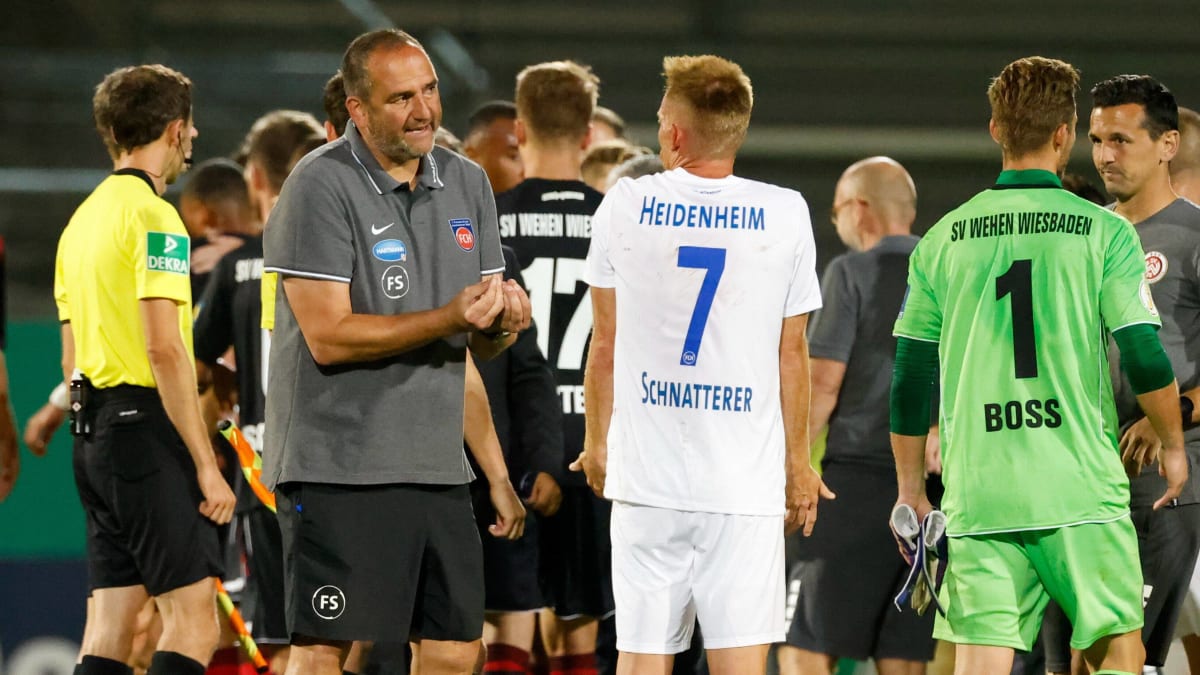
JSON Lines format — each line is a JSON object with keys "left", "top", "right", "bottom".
{"left": 1, "top": 0, "right": 1198, "bottom": 671}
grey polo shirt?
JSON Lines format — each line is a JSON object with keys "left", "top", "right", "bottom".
{"left": 262, "top": 122, "right": 504, "bottom": 488}
{"left": 1111, "top": 198, "right": 1200, "bottom": 506}
{"left": 809, "top": 235, "right": 918, "bottom": 470}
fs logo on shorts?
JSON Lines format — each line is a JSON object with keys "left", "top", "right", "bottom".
{"left": 1145, "top": 251, "right": 1168, "bottom": 284}
{"left": 312, "top": 585, "right": 347, "bottom": 620}
{"left": 146, "top": 232, "right": 190, "bottom": 275}
{"left": 449, "top": 218, "right": 476, "bottom": 252}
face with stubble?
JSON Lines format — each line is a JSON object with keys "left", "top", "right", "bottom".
{"left": 353, "top": 44, "right": 443, "bottom": 166}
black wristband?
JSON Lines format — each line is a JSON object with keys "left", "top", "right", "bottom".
{"left": 1182, "top": 396, "right": 1196, "bottom": 430}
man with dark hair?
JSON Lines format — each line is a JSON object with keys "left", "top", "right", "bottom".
{"left": 891, "top": 58, "right": 1186, "bottom": 675}
{"left": 56, "top": 63, "right": 237, "bottom": 675}
{"left": 322, "top": 71, "right": 349, "bottom": 141}
{"left": 493, "top": 59, "right": 605, "bottom": 675}
{"left": 1044, "top": 74, "right": 1200, "bottom": 675}
{"left": 463, "top": 100, "right": 523, "bottom": 194}
{"left": 263, "top": 29, "right": 531, "bottom": 675}
{"left": 179, "top": 158, "right": 259, "bottom": 298}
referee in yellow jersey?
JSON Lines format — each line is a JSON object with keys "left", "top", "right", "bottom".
{"left": 54, "top": 64, "right": 236, "bottom": 675}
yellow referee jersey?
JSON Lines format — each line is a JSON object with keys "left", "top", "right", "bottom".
{"left": 54, "top": 171, "right": 194, "bottom": 388}
{"left": 260, "top": 270, "right": 277, "bottom": 330}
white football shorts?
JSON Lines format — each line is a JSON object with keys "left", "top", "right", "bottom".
{"left": 610, "top": 501, "right": 785, "bottom": 653}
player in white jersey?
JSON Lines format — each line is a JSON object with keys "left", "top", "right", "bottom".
{"left": 578, "top": 54, "right": 831, "bottom": 675}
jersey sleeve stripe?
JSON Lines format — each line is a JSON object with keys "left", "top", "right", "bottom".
{"left": 263, "top": 266, "right": 352, "bottom": 283}
{"left": 480, "top": 266, "right": 505, "bottom": 275}
{"left": 893, "top": 331, "right": 940, "bottom": 344}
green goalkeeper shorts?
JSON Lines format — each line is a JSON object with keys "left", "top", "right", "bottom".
{"left": 932, "top": 516, "right": 1143, "bottom": 651}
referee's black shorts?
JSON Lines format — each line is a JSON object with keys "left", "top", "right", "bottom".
{"left": 784, "top": 462, "right": 936, "bottom": 662}
{"left": 72, "top": 385, "right": 223, "bottom": 596}
{"left": 276, "top": 482, "right": 484, "bottom": 643}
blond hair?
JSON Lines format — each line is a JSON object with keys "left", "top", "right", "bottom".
{"left": 987, "top": 56, "right": 1079, "bottom": 159}
{"left": 515, "top": 60, "right": 599, "bottom": 142}
{"left": 662, "top": 55, "right": 753, "bottom": 157}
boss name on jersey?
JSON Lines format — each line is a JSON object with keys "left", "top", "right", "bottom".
{"left": 983, "top": 398, "right": 1062, "bottom": 432}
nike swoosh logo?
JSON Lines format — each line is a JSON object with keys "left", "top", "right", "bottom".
{"left": 371, "top": 222, "right": 395, "bottom": 235}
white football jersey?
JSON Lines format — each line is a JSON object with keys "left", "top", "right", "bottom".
{"left": 585, "top": 167, "right": 821, "bottom": 515}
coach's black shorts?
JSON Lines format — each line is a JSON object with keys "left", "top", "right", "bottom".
{"left": 784, "top": 463, "right": 936, "bottom": 661}
{"left": 471, "top": 480, "right": 544, "bottom": 612}
{"left": 72, "top": 385, "right": 223, "bottom": 596}
{"left": 538, "top": 486, "right": 614, "bottom": 619}
{"left": 276, "top": 482, "right": 484, "bottom": 643}
{"left": 243, "top": 502, "right": 289, "bottom": 643}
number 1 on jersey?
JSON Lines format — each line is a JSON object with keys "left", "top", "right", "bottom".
{"left": 677, "top": 246, "right": 726, "bottom": 366}
{"left": 996, "top": 258, "right": 1038, "bottom": 379}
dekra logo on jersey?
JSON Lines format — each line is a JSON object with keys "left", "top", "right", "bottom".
{"left": 146, "top": 232, "right": 189, "bottom": 275}
{"left": 373, "top": 239, "right": 407, "bottom": 262}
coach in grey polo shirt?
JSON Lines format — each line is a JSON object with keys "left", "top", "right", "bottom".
{"left": 263, "top": 120, "right": 504, "bottom": 486}
{"left": 262, "top": 28, "right": 530, "bottom": 675}
{"left": 265, "top": 119, "right": 502, "bottom": 483}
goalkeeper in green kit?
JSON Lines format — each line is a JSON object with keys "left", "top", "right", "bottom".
{"left": 888, "top": 56, "right": 1188, "bottom": 675}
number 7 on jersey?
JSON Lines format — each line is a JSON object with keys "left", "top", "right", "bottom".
{"left": 677, "top": 246, "right": 726, "bottom": 366}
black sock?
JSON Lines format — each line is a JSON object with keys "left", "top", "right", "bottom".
{"left": 78, "top": 656, "right": 133, "bottom": 675}
{"left": 344, "top": 671, "right": 360, "bottom": 675}
{"left": 147, "top": 651, "right": 205, "bottom": 675}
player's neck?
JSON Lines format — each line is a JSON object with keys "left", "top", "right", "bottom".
{"left": 521, "top": 153, "right": 584, "bottom": 181}
{"left": 674, "top": 157, "right": 735, "bottom": 180}
{"left": 1115, "top": 175, "right": 1178, "bottom": 225}
{"left": 520, "top": 140, "right": 585, "bottom": 181}
{"left": 116, "top": 147, "right": 170, "bottom": 195}
{"left": 1001, "top": 143, "right": 1064, "bottom": 176}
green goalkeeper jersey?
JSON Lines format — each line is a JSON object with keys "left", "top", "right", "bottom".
{"left": 894, "top": 169, "right": 1160, "bottom": 536}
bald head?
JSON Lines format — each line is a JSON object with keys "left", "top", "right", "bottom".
{"left": 1171, "top": 107, "right": 1200, "bottom": 202}
{"left": 832, "top": 157, "right": 916, "bottom": 251}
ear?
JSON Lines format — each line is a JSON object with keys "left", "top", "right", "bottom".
{"left": 1161, "top": 129, "right": 1181, "bottom": 163}
{"left": 514, "top": 118, "right": 528, "bottom": 146}
{"left": 671, "top": 122, "right": 685, "bottom": 153}
{"left": 165, "top": 117, "right": 186, "bottom": 145}
{"left": 988, "top": 118, "right": 1002, "bottom": 146}
{"left": 247, "top": 161, "right": 268, "bottom": 195}
{"left": 1052, "top": 122, "right": 1071, "bottom": 151}
{"left": 324, "top": 120, "right": 339, "bottom": 143}
{"left": 345, "top": 96, "right": 367, "bottom": 132}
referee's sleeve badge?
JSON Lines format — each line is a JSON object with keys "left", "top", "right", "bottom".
{"left": 146, "top": 232, "right": 190, "bottom": 275}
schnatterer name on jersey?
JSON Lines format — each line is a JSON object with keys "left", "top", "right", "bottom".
{"left": 639, "top": 196, "right": 766, "bottom": 231}
{"left": 641, "top": 371, "right": 753, "bottom": 413}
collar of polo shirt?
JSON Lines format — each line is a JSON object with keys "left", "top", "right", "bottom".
{"left": 345, "top": 121, "right": 445, "bottom": 195}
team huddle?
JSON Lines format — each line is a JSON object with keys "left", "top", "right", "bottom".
{"left": 34, "top": 23, "right": 1200, "bottom": 675}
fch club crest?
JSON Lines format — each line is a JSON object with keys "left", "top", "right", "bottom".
{"left": 449, "top": 218, "right": 476, "bottom": 252}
